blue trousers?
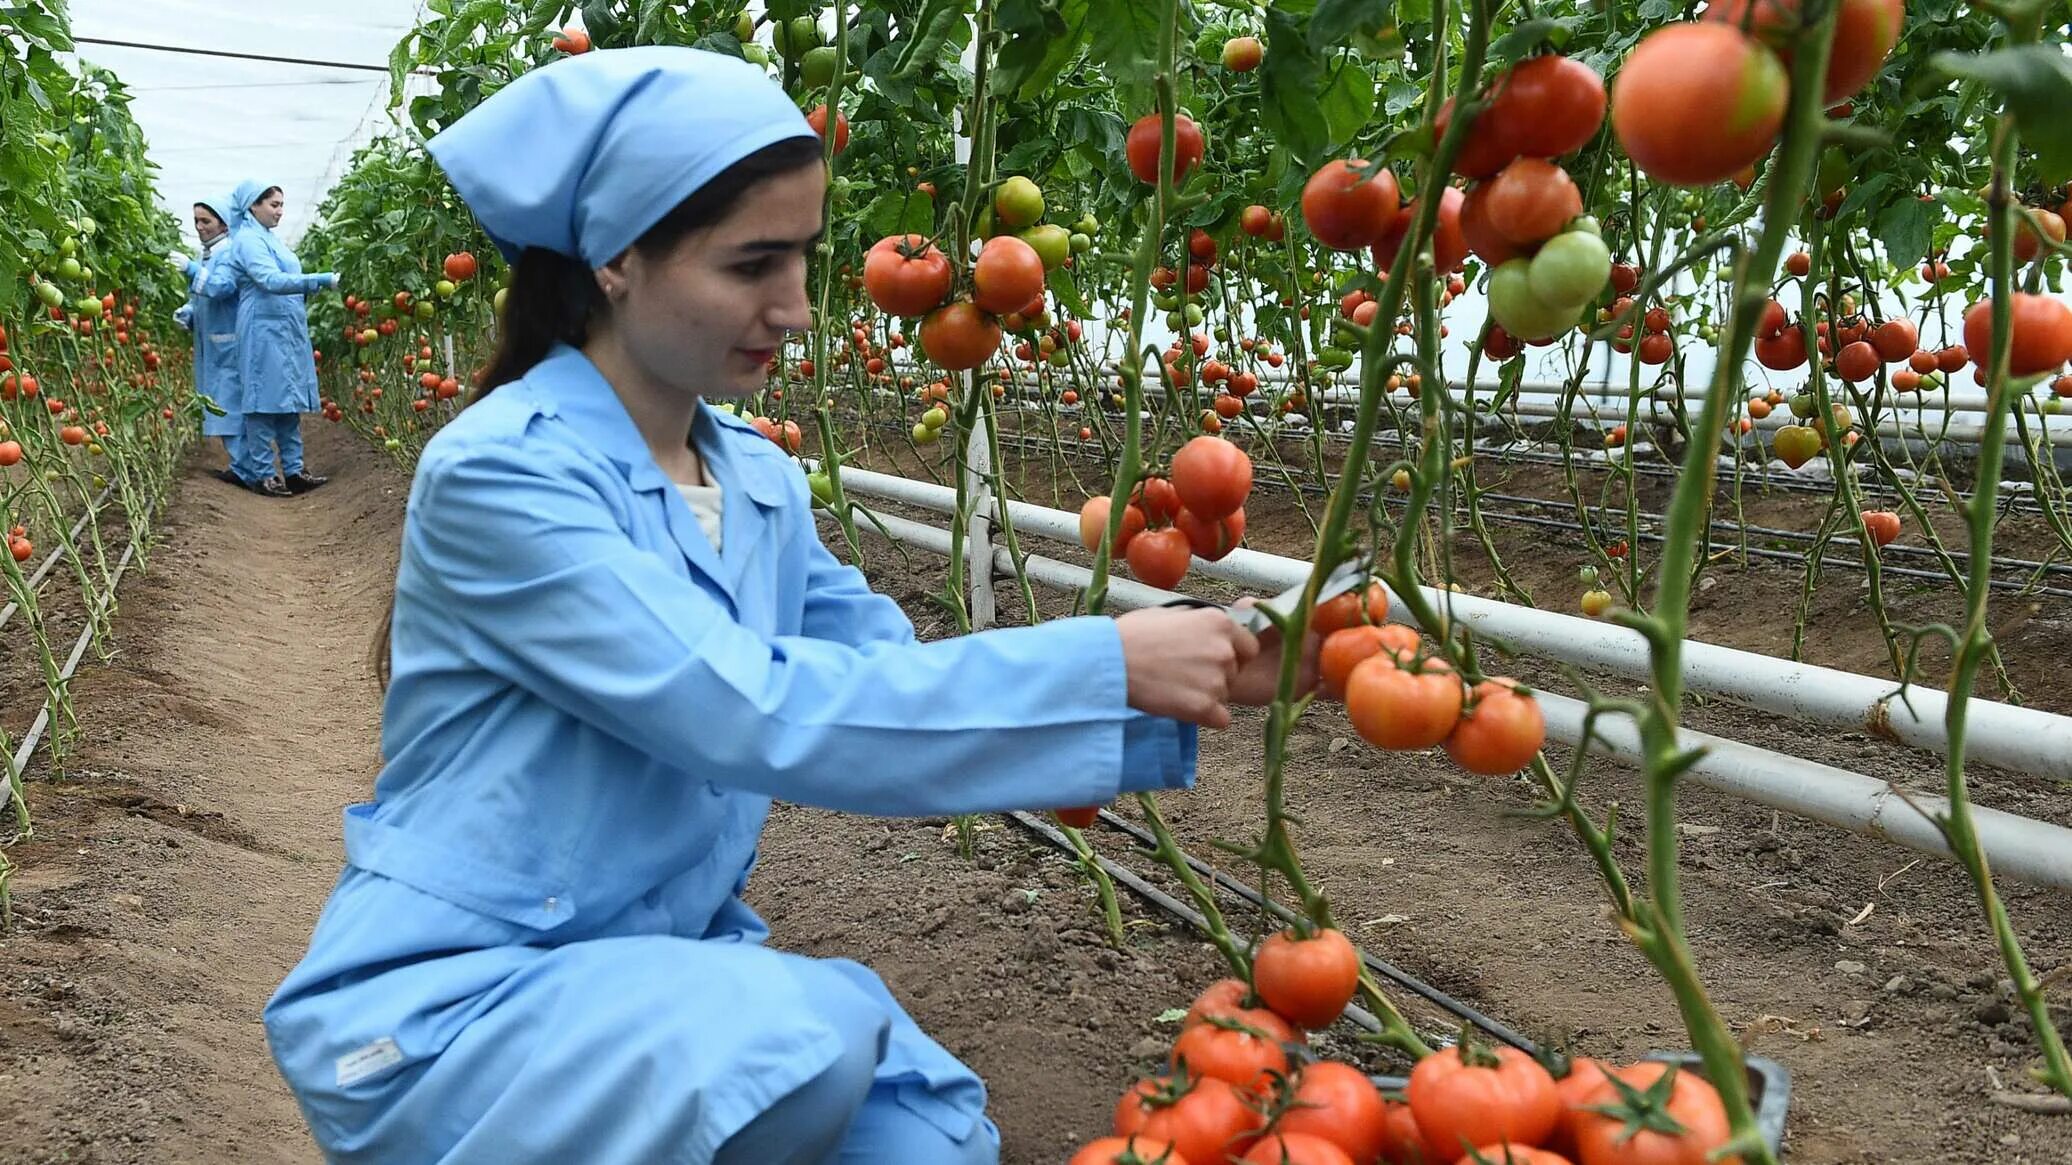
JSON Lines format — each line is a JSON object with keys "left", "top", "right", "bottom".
{"left": 236, "top": 412, "right": 304, "bottom": 483}
{"left": 219, "top": 430, "right": 243, "bottom": 468}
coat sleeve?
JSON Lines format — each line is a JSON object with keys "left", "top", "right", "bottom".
{"left": 405, "top": 437, "right": 1196, "bottom": 816}
{"left": 235, "top": 234, "right": 329, "bottom": 296}
{"left": 198, "top": 252, "right": 242, "bottom": 298}
{"left": 798, "top": 533, "right": 917, "bottom": 649}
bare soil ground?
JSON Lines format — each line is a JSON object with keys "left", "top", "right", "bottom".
{"left": 0, "top": 418, "right": 2065, "bottom": 1164}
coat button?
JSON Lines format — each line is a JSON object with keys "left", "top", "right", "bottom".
{"left": 544, "top": 897, "right": 560, "bottom": 913}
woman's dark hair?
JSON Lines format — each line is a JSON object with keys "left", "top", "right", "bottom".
{"left": 372, "top": 135, "right": 826, "bottom": 689}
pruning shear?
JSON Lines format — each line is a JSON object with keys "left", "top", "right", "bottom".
{"left": 1159, "top": 560, "right": 1369, "bottom": 636}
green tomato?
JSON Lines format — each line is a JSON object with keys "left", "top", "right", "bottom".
{"left": 805, "top": 470, "right": 834, "bottom": 506}
{"left": 1183, "top": 303, "right": 1205, "bottom": 327}
{"left": 1565, "top": 215, "right": 1602, "bottom": 237}
{"left": 58, "top": 237, "right": 77, "bottom": 257}
{"left": 994, "top": 176, "right": 1045, "bottom": 230}
{"left": 493, "top": 287, "right": 509, "bottom": 315}
{"left": 77, "top": 266, "right": 91, "bottom": 282}
{"left": 799, "top": 46, "right": 839, "bottom": 88}
{"left": 2046, "top": 398, "right": 2064, "bottom": 415}
{"left": 921, "top": 405, "right": 948, "bottom": 430}
{"left": 742, "top": 44, "right": 771, "bottom": 65}
{"left": 1020, "top": 224, "right": 1070, "bottom": 270}
{"left": 1073, "top": 213, "right": 1100, "bottom": 236}
{"left": 1816, "top": 147, "right": 1851, "bottom": 199}
{"left": 35, "top": 281, "right": 64, "bottom": 308}
{"left": 1789, "top": 392, "right": 1818, "bottom": 419}
{"left": 435, "top": 279, "right": 458, "bottom": 299}
{"left": 1526, "top": 231, "right": 1611, "bottom": 311}
{"left": 77, "top": 216, "right": 96, "bottom": 236}
{"left": 1318, "top": 346, "right": 1354, "bottom": 370}
{"left": 1699, "top": 325, "right": 1719, "bottom": 342}
{"left": 1069, "top": 232, "right": 1092, "bottom": 254}
{"left": 1048, "top": 349, "right": 1071, "bottom": 368}
{"left": 734, "top": 10, "right": 755, "bottom": 40}
{"left": 414, "top": 301, "right": 436, "bottom": 321}
{"left": 1489, "top": 258, "right": 1573, "bottom": 341}
{"left": 1153, "top": 291, "right": 1179, "bottom": 311}
{"left": 57, "top": 257, "right": 82, "bottom": 280}
{"left": 912, "top": 421, "right": 940, "bottom": 445}
{"left": 1214, "top": 326, "right": 1230, "bottom": 342}
{"left": 1166, "top": 310, "right": 1186, "bottom": 330}
{"left": 385, "top": 438, "right": 402, "bottom": 451}
{"left": 1579, "top": 564, "right": 1600, "bottom": 586}
{"left": 76, "top": 296, "right": 103, "bottom": 318}
{"left": 787, "top": 15, "right": 820, "bottom": 53}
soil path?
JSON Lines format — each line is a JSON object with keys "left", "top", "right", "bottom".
{"left": 0, "top": 422, "right": 393, "bottom": 1164}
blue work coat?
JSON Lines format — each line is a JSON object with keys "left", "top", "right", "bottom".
{"left": 265, "top": 344, "right": 1197, "bottom": 1163}
{"left": 184, "top": 254, "right": 244, "bottom": 435}
{"left": 221, "top": 224, "right": 329, "bottom": 415}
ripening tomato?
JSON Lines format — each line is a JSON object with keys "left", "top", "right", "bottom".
{"left": 1313, "top": 581, "right": 1392, "bottom": 634}
{"left": 973, "top": 236, "right": 1047, "bottom": 315}
{"left": 1372, "top": 187, "right": 1468, "bottom": 274}
{"left": 1406, "top": 1044, "right": 1561, "bottom": 1157}
{"left": 0, "top": 442, "right": 19, "bottom": 467}
{"left": 1610, "top": 24, "right": 1787, "bottom": 186}
{"left": 1240, "top": 1132, "right": 1357, "bottom": 1165}
{"left": 1080, "top": 496, "right": 1148, "bottom": 555}
{"left": 1127, "top": 527, "right": 1194, "bottom": 591}
{"left": 1637, "top": 332, "right": 1674, "bottom": 366}
{"left": 1492, "top": 54, "right": 1607, "bottom": 159}
{"left": 1862, "top": 509, "right": 1902, "bottom": 547}
{"left": 1460, "top": 183, "right": 1525, "bottom": 267}
{"left": 1434, "top": 96, "right": 1517, "bottom": 180}
{"left": 1131, "top": 476, "right": 1183, "bottom": 525}
{"left": 919, "top": 302, "right": 1001, "bottom": 371}
{"left": 1270, "top": 1062, "right": 1391, "bottom": 1164}
{"left": 1221, "top": 35, "right": 1264, "bottom": 72}
{"left": 1443, "top": 679, "right": 1547, "bottom": 775}
{"left": 442, "top": 251, "right": 478, "bottom": 282}
{"left": 806, "top": 104, "right": 849, "bottom": 153}
{"left": 1345, "top": 656, "right": 1463, "bottom": 750}
{"left": 1169, "top": 436, "right": 1253, "bottom": 520}
{"left": 864, "top": 235, "right": 954, "bottom": 317}
{"left": 1302, "top": 160, "right": 1401, "bottom": 251}
{"left": 1170, "top": 1014, "right": 1291, "bottom": 1096}
{"left": 1484, "top": 323, "right": 1524, "bottom": 360}
{"left": 1174, "top": 507, "right": 1245, "bottom": 561}
{"left": 1069, "top": 1135, "right": 1191, "bottom": 1165}
{"left": 1834, "top": 340, "right": 1879, "bottom": 382}
{"left": 1114, "top": 1075, "right": 1262, "bottom": 1165}
{"left": 1319, "top": 624, "right": 1421, "bottom": 699}
{"left": 551, "top": 25, "right": 591, "bottom": 53}
{"left": 1569, "top": 1063, "right": 1734, "bottom": 1165}
{"left": 1962, "top": 294, "right": 2072, "bottom": 377}
{"left": 1127, "top": 113, "right": 1206, "bottom": 186}
{"left": 1706, "top": 0, "right": 1902, "bottom": 104}
{"left": 1241, "top": 205, "right": 1277, "bottom": 237}
{"left": 1253, "top": 927, "right": 1361, "bottom": 1030}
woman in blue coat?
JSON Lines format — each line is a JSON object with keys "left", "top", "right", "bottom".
{"left": 180, "top": 194, "right": 248, "bottom": 482}
{"left": 264, "top": 47, "right": 1304, "bottom": 1165}
{"left": 221, "top": 179, "right": 338, "bottom": 497}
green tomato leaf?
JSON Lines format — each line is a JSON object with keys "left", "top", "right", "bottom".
{"left": 691, "top": 31, "right": 747, "bottom": 59}
{"left": 1829, "top": 171, "right": 1895, "bottom": 223}
{"left": 1050, "top": 265, "right": 1093, "bottom": 320}
{"left": 1934, "top": 46, "right": 2072, "bottom": 184}
{"left": 1876, "top": 196, "right": 1935, "bottom": 273}
{"left": 1489, "top": 17, "right": 1582, "bottom": 67}
{"left": 1261, "top": 8, "right": 1328, "bottom": 169}
{"left": 1309, "top": 0, "right": 1390, "bottom": 52}
{"left": 1320, "top": 53, "right": 1377, "bottom": 149}
{"left": 863, "top": 190, "right": 936, "bottom": 241}
{"left": 1086, "top": 0, "right": 1163, "bottom": 102}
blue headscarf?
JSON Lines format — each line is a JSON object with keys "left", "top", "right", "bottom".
{"left": 193, "top": 194, "right": 233, "bottom": 253}
{"left": 426, "top": 46, "right": 815, "bottom": 269}
{"left": 227, "top": 179, "right": 268, "bottom": 235}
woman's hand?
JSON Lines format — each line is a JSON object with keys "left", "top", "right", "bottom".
{"left": 1228, "top": 600, "right": 1322, "bottom": 708}
{"left": 1115, "top": 607, "right": 1259, "bottom": 729}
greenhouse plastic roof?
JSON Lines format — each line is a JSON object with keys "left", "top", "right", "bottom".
{"left": 70, "top": 0, "right": 430, "bottom": 247}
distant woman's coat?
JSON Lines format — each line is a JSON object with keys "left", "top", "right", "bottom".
{"left": 184, "top": 194, "right": 246, "bottom": 438}
{"left": 219, "top": 179, "right": 329, "bottom": 415}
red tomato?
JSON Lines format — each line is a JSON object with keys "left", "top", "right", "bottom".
{"left": 1302, "top": 160, "right": 1401, "bottom": 251}
{"left": 1705, "top": 0, "right": 1902, "bottom": 104}
{"left": 1871, "top": 318, "right": 1917, "bottom": 362}
{"left": 1080, "top": 496, "right": 1148, "bottom": 555}
{"left": 1271, "top": 1062, "right": 1390, "bottom": 1164}
{"left": 1055, "top": 806, "right": 1099, "bottom": 828}
{"left": 1169, "top": 436, "right": 1253, "bottom": 520}
{"left": 1319, "top": 624, "right": 1421, "bottom": 700}
{"left": 1173, "top": 507, "right": 1245, "bottom": 562}
{"left": 806, "top": 104, "right": 849, "bottom": 153}
{"left": 442, "top": 251, "right": 478, "bottom": 282}
{"left": 1312, "top": 581, "right": 1392, "bottom": 635}
{"left": 1069, "top": 1135, "right": 1190, "bottom": 1165}
{"left": 1452, "top": 1146, "right": 1575, "bottom": 1165}
{"left": 1185, "top": 979, "right": 1252, "bottom": 1028}
{"left": 1132, "top": 476, "right": 1184, "bottom": 525}
{"left": 1371, "top": 187, "right": 1468, "bottom": 275}
{"left": 1253, "top": 927, "right": 1361, "bottom": 1030}
{"left": 1483, "top": 158, "right": 1583, "bottom": 246}
{"left": 1345, "top": 656, "right": 1464, "bottom": 750}
{"left": 1127, "top": 527, "right": 1194, "bottom": 591}
{"left": 1862, "top": 509, "right": 1902, "bottom": 547}
{"left": 1241, "top": 1132, "right": 1357, "bottom": 1165}
{"left": 1114, "top": 1075, "right": 1263, "bottom": 1165}
{"left": 973, "top": 236, "right": 1047, "bottom": 315}
{"left": 1460, "top": 183, "right": 1524, "bottom": 267}
{"left": 1434, "top": 96, "right": 1517, "bottom": 180}
{"left": 1127, "top": 113, "right": 1206, "bottom": 186}
{"left": 1569, "top": 1063, "right": 1732, "bottom": 1165}
{"left": 918, "top": 302, "right": 1001, "bottom": 371}
{"left": 1380, "top": 1099, "right": 1442, "bottom": 1164}
{"left": 1442, "top": 679, "right": 1546, "bottom": 775}
{"left": 1170, "top": 1015, "right": 1292, "bottom": 1096}
{"left": 1610, "top": 24, "right": 1787, "bottom": 186}
{"left": 1754, "top": 325, "right": 1807, "bottom": 371}
{"left": 1962, "top": 293, "right": 2072, "bottom": 377}
{"left": 1492, "top": 54, "right": 1606, "bottom": 159}
{"left": 864, "top": 235, "right": 954, "bottom": 317}
{"left": 1406, "top": 1044, "right": 1560, "bottom": 1159}
{"left": 1547, "top": 1057, "right": 1616, "bottom": 1157}
{"left": 1834, "top": 340, "right": 1880, "bottom": 382}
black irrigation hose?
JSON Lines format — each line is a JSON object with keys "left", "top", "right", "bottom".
{"left": 1085, "top": 808, "right": 1542, "bottom": 1056}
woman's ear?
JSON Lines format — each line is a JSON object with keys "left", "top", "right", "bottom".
{"left": 594, "top": 251, "right": 634, "bottom": 303}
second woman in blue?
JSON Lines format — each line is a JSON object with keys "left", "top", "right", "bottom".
{"left": 182, "top": 194, "right": 246, "bottom": 482}
{"left": 221, "top": 180, "right": 338, "bottom": 497}
{"left": 264, "top": 46, "right": 1308, "bottom": 1165}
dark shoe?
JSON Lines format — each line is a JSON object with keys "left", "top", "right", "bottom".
{"left": 246, "top": 475, "right": 293, "bottom": 498}
{"left": 283, "top": 472, "right": 329, "bottom": 494}
{"left": 214, "top": 468, "right": 240, "bottom": 484}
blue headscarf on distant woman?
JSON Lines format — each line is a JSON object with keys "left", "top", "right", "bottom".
{"left": 426, "top": 45, "right": 814, "bottom": 267}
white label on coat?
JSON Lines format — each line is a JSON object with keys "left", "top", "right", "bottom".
{"left": 335, "top": 1037, "right": 405, "bottom": 1087}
